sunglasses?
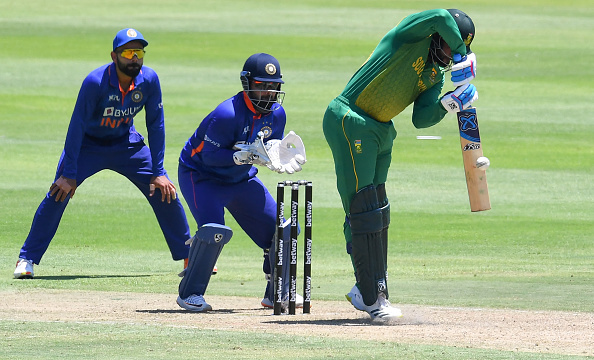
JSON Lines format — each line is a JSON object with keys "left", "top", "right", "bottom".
{"left": 118, "top": 49, "right": 145, "bottom": 60}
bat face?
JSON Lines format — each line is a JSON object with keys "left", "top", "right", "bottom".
{"left": 457, "top": 108, "right": 490, "bottom": 212}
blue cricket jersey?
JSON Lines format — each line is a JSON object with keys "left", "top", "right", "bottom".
{"left": 62, "top": 63, "right": 166, "bottom": 179}
{"left": 179, "top": 92, "right": 286, "bottom": 183}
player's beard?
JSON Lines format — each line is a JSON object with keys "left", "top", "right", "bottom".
{"left": 116, "top": 57, "right": 142, "bottom": 78}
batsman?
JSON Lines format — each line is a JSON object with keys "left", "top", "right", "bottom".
{"left": 323, "top": 9, "right": 478, "bottom": 320}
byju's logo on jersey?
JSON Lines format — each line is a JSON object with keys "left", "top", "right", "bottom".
{"left": 103, "top": 106, "right": 141, "bottom": 117}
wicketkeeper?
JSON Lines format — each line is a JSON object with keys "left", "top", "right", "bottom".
{"left": 176, "top": 53, "right": 307, "bottom": 312}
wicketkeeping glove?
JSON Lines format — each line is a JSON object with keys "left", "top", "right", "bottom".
{"left": 451, "top": 53, "right": 477, "bottom": 87}
{"left": 266, "top": 131, "right": 307, "bottom": 174}
{"left": 233, "top": 132, "right": 272, "bottom": 167}
{"left": 440, "top": 83, "right": 478, "bottom": 113}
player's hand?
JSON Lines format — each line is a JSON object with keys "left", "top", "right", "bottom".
{"left": 451, "top": 53, "right": 476, "bottom": 87}
{"left": 440, "top": 83, "right": 478, "bottom": 113}
{"left": 266, "top": 131, "right": 307, "bottom": 174}
{"left": 150, "top": 175, "right": 177, "bottom": 203}
{"left": 232, "top": 150, "right": 270, "bottom": 166}
{"left": 49, "top": 176, "right": 77, "bottom": 202}
{"left": 232, "top": 132, "right": 272, "bottom": 167}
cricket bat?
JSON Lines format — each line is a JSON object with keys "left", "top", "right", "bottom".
{"left": 457, "top": 107, "right": 490, "bottom": 212}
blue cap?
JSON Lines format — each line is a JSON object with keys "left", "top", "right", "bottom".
{"left": 113, "top": 28, "right": 148, "bottom": 51}
{"left": 242, "top": 53, "right": 284, "bottom": 83}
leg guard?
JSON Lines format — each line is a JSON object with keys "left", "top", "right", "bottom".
{"left": 376, "top": 183, "right": 390, "bottom": 300}
{"left": 179, "top": 223, "right": 232, "bottom": 299}
{"left": 264, "top": 219, "right": 294, "bottom": 303}
{"left": 349, "top": 185, "right": 387, "bottom": 306}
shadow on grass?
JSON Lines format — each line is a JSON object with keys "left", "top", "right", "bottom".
{"left": 136, "top": 307, "right": 256, "bottom": 315}
{"left": 33, "top": 274, "right": 152, "bottom": 280}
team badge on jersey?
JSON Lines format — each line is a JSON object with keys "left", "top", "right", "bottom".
{"left": 131, "top": 90, "right": 143, "bottom": 102}
{"left": 260, "top": 126, "right": 273, "bottom": 138}
{"left": 354, "top": 140, "right": 362, "bottom": 154}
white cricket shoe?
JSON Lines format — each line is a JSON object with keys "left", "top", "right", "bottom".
{"left": 176, "top": 294, "right": 212, "bottom": 312}
{"left": 14, "top": 259, "right": 34, "bottom": 279}
{"left": 261, "top": 293, "right": 304, "bottom": 309}
{"left": 346, "top": 285, "right": 402, "bottom": 321}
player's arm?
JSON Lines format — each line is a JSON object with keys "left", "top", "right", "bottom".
{"left": 196, "top": 110, "right": 242, "bottom": 167}
{"left": 143, "top": 72, "right": 167, "bottom": 177}
{"left": 395, "top": 9, "right": 467, "bottom": 56}
{"left": 51, "top": 76, "right": 98, "bottom": 201}
{"left": 411, "top": 78, "right": 447, "bottom": 128}
{"left": 144, "top": 72, "right": 177, "bottom": 203}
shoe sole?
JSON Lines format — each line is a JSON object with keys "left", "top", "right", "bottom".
{"left": 176, "top": 296, "right": 212, "bottom": 312}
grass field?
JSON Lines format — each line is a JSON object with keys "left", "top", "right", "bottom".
{"left": 1, "top": 0, "right": 593, "bottom": 359}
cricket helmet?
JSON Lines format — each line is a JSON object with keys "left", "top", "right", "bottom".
{"left": 447, "top": 9, "right": 475, "bottom": 53}
{"left": 240, "top": 53, "right": 285, "bottom": 114}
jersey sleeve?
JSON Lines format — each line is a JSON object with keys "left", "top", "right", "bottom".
{"left": 394, "top": 9, "right": 467, "bottom": 57}
{"left": 411, "top": 79, "right": 448, "bottom": 128}
{"left": 143, "top": 71, "right": 167, "bottom": 177}
{"left": 61, "top": 75, "right": 100, "bottom": 179}
{"left": 194, "top": 104, "right": 240, "bottom": 167}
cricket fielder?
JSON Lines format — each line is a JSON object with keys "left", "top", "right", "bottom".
{"left": 322, "top": 9, "right": 478, "bottom": 320}
{"left": 14, "top": 29, "right": 191, "bottom": 279}
{"left": 175, "top": 53, "right": 306, "bottom": 312}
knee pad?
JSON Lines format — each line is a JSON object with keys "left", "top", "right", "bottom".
{"left": 179, "top": 223, "right": 232, "bottom": 299}
{"left": 349, "top": 185, "right": 387, "bottom": 306}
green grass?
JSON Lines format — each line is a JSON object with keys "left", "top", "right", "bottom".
{"left": 1, "top": 0, "right": 593, "bottom": 359}
{"left": 3, "top": 320, "right": 585, "bottom": 360}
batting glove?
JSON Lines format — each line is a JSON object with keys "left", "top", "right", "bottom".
{"left": 440, "top": 83, "right": 478, "bottom": 113}
{"left": 451, "top": 53, "right": 477, "bottom": 87}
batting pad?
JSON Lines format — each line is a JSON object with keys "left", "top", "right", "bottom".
{"left": 376, "top": 183, "right": 390, "bottom": 300}
{"left": 349, "top": 185, "right": 387, "bottom": 306}
{"left": 179, "top": 223, "right": 232, "bottom": 299}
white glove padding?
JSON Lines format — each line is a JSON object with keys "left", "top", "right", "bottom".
{"left": 232, "top": 131, "right": 272, "bottom": 166}
{"left": 440, "top": 83, "right": 478, "bottom": 114}
{"left": 233, "top": 150, "right": 269, "bottom": 166}
{"left": 266, "top": 131, "right": 307, "bottom": 174}
{"left": 451, "top": 53, "right": 477, "bottom": 87}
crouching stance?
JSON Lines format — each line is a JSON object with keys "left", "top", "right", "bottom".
{"left": 175, "top": 53, "right": 306, "bottom": 311}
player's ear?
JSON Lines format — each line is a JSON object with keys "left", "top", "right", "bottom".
{"left": 110, "top": 51, "right": 117, "bottom": 62}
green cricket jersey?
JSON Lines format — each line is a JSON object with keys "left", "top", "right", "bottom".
{"left": 341, "top": 8, "right": 468, "bottom": 126}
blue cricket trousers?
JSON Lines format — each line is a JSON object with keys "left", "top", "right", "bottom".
{"left": 19, "top": 139, "right": 191, "bottom": 264}
{"left": 177, "top": 164, "right": 277, "bottom": 250}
